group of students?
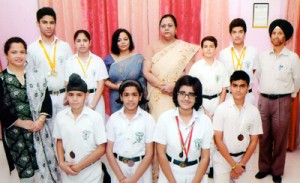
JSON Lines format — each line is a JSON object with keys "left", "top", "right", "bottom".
{"left": 0, "top": 6, "right": 300, "bottom": 183}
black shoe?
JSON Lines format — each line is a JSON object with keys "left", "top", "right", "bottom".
{"left": 208, "top": 167, "right": 214, "bottom": 178}
{"left": 255, "top": 171, "right": 270, "bottom": 179}
{"left": 272, "top": 175, "right": 282, "bottom": 183}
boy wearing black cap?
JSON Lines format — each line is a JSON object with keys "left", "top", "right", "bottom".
{"left": 254, "top": 19, "right": 300, "bottom": 183}
{"left": 53, "top": 73, "right": 107, "bottom": 183}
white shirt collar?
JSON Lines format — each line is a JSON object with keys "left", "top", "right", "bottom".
{"left": 118, "top": 106, "right": 143, "bottom": 119}
{"left": 38, "top": 36, "right": 58, "bottom": 45}
{"left": 227, "top": 98, "right": 247, "bottom": 112}
{"left": 66, "top": 106, "right": 89, "bottom": 119}
{"left": 174, "top": 107, "right": 199, "bottom": 126}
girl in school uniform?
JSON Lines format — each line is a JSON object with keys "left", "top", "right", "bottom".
{"left": 153, "top": 75, "right": 213, "bottom": 183}
{"left": 65, "top": 30, "right": 108, "bottom": 120}
{"left": 106, "top": 80, "right": 155, "bottom": 183}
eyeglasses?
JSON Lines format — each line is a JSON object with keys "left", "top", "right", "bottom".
{"left": 177, "top": 91, "right": 197, "bottom": 99}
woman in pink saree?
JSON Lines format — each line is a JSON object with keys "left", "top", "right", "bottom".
{"left": 143, "top": 14, "right": 199, "bottom": 121}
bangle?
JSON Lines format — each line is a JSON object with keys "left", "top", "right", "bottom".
{"left": 232, "top": 163, "right": 237, "bottom": 170}
{"left": 38, "top": 118, "right": 45, "bottom": 123}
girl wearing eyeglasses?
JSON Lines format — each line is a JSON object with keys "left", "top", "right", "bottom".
{"left": 154, "top": 75, "right": 213, "bottom": 183}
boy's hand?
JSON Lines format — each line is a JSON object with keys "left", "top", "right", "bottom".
{"left": 233, "top": 163, "right": 246, "bottom": 175}
{"left": 122, "top": 177, "right": 135, "bottom": 183}
{"left": 71, "top": 164, "right": 83, "bottom": 172}
{"left": 60, "top": 162, "right": 78, "bottom": 176}
{"left": 230, "top": 170, "right": 240, "bottom": 179}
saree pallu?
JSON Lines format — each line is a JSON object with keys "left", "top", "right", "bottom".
{"left": 147, "top": 40, "right": 199, "bottom": 121}
{"left": 104, "top": 53, "right": 147, "bottom": 113}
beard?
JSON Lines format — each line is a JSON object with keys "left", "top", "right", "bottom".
{"left": 271, "top": 37, "right": 285, "bottom": 46}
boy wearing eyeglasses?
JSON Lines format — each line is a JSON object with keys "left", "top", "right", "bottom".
{"left": 53, "top": 73, "right": 107, "bottom": 183}
{"left": 213, "top": 71, "right": 262, "bottom": 183}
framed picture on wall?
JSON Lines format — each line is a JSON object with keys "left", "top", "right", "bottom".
{"left": 252, "top": 3, "right": 269, "bottom": 28}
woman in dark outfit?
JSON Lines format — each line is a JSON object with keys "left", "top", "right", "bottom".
{"left": 0, "top": 37, "right": 60, "bottom": 183}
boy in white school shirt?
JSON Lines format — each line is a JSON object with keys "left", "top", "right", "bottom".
{"left": 53, "top": 73, "right": 106, "bottom": 183}
{"left": 189, "top": 36, "right": 229, "bottom": 178}
{"left": 213, "top": 71, "right": 262, "bottom": 183}
{"left": 27, "top": 7, "right": 73, "bottom": 132}
{"left": 219, "top": 18, "right": 258, "bottom": 104}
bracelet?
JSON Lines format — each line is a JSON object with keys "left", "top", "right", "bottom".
{"left": 232, "top": 163, "right": 238, "bottom": 170}
{"left": 38, "top": 118, "right": 45, "bottom": 123}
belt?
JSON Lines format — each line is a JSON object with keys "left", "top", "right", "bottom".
{"left": 166, "top": 154, "right": 201, "bottom": 168}
{"left": 203, "top": 93, "right": 220, "bottom": 100}
{"left": 88, "top": 88, "right": 97, "bottom": 94}
{"left": 226, "top": 88, "right": 252, "bottom": 94}
{"left": 261, "top": 93, "right": 290, "bottom": 100}
{"left": 49, "top": 88, "right": 65, "bottom": 95}
{"left": 113, "top": 153, "right": 144, "bottom": 163}
{"left": 229, "top": 151, "right": 245, "bottom": 157}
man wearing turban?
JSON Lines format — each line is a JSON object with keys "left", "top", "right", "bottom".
{"left": 254, "top": 19, "right": 300, "bottom": 183}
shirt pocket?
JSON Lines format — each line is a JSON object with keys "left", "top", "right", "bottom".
{"left": 275, "top": 62, "right": 292, "bottom": 82}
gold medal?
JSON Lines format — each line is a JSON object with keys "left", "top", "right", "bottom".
{"left": 39, "top": 40, "right": 57, "bottom": 75}
{"left": 51, "top": 70, "right": 57, "bottom": 76}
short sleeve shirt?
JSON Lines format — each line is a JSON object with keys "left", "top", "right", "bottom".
{"left": 53, "top": 106, "right": 107, "bottom": 163}
{"left": 189, "top": 58, "right": 229, "bottom": 95}
{"left": 154, "top": 108, "right": 213, "bottom": 161}
{"left": 64, "top": 52, "right": 108, "bottom": 89}
{"left": 106, "top": 107, "right": 155, "bottom": 157}
{"left": 27, "top": 36, "right": 73, "bottom": 91}
{"left": 219, "top": 45, "right": 258, "bottom": 86}
{"left": 213, "top": 99, "right": 263, "bottom": 153}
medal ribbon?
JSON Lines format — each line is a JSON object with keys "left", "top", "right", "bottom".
{"left": 238, "top": 112, "right": 246, "bottom": 138}
{"left": 76, "top": 56, "right": 92, "bottom": 77}
{"left": 231, "top": 47, "right": 246, "bottom": 71}
{"left": 176, "top": 116, "right": 194, "bottom": 160}
{"left": 39, "top": 40, "right": 57, "bottom": 71}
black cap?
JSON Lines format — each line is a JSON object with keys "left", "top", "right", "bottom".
{"left": 67, "top": 73, "right": 87, "bottom": 93}
{"left": 269, "top": 19, "right": 294, "bottom": 41}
